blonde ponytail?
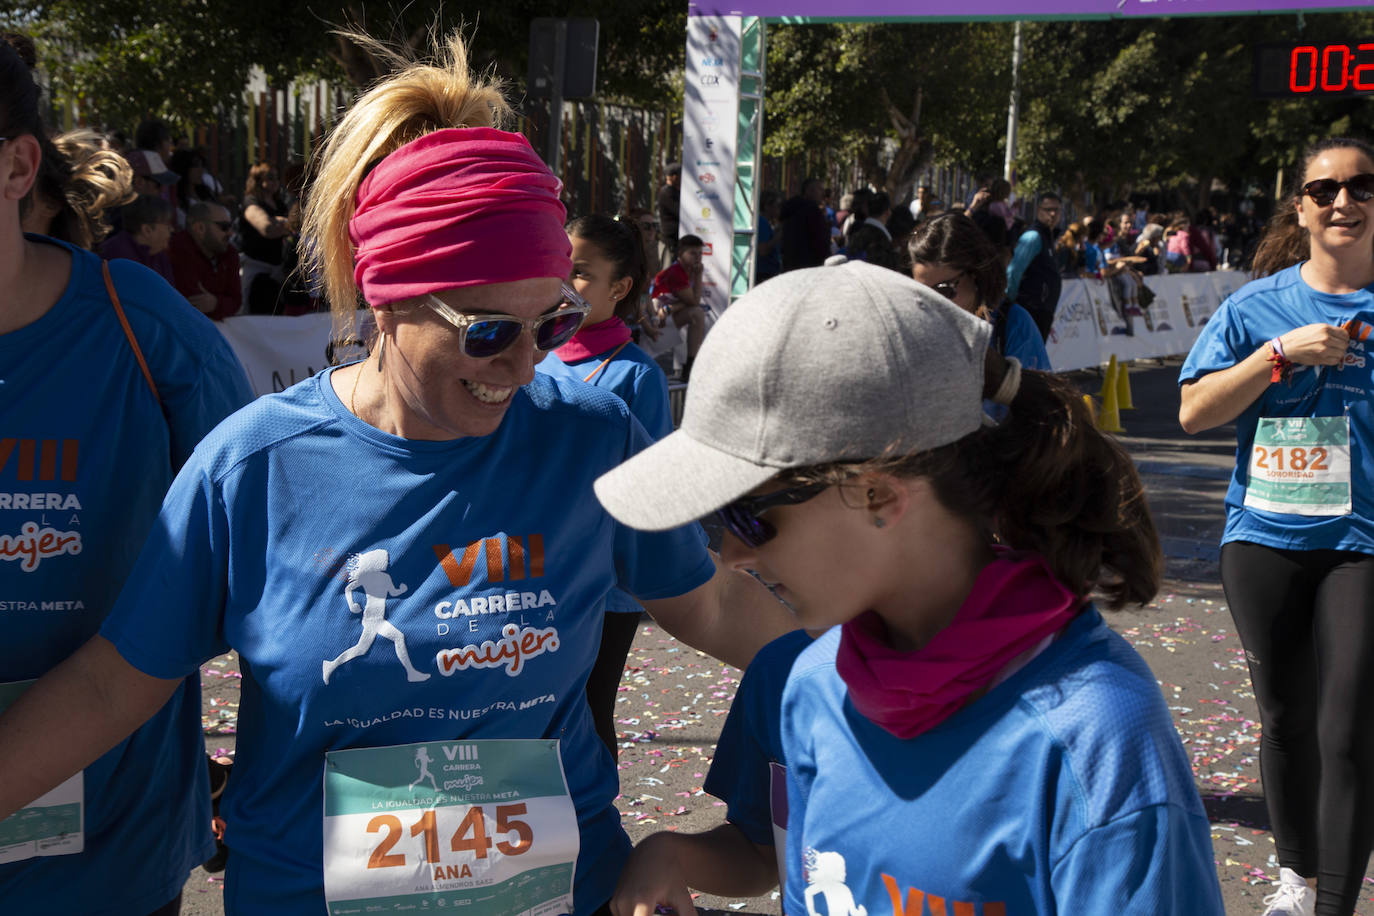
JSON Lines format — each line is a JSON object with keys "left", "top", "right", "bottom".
{"left": 302, "top": 28, "right": 511, "bottom": 338}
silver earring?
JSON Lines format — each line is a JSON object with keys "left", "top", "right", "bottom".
{"left": 377, "top": 335, "right": 385, "bottom": 372}
{"left": 873, "top": 517, "right": 886, "bottom": 529}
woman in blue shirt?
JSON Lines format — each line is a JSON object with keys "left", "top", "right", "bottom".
{"left": 0, "top": 29, "right": 792, "bottom": 916}
{"left": 909, "top": 212, "right": 1051, "bottom": 371}
{"left": 1180, "top": 137, "right": 1374, "bottom": 916}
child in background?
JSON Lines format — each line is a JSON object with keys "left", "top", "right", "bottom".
{"left": 596, "top": 261, "right": 1224, "bottom": 916}
{"left": 537, "top": 213, "right": 673, "bottom": 760}
{"left": 650, "top": 234, "right": 707, "bottom": 380}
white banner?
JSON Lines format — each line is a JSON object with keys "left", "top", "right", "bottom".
{"left": 217, "top": 311, "right": 372, "bottom": 397}
{"left": 681, "top": 16, "right": 741, "bottom": 315}
{"left": 1045, "top": 280, "right": 1100, "bottom": 371}
{"left": 214, "top": 274, "right": 1250, "bottom": 399}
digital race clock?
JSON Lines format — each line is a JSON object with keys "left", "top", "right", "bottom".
{"left": 1253, "top": 41, "right": 1374, "bottom": 98}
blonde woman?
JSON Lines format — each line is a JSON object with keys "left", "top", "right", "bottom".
{"left": 0, "top": 29, "right": 789, "bottom": 916}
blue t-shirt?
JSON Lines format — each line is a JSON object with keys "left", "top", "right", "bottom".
{"left": 782, "top": 610, "right": 1223, "bottom": 916}
{"left": 539, "top": 343, "right": 673, "bottom": 615}
{"left": 995, "top": 303, "right": 1051, "bottom": 371}
{"left": 1179, "top": 264, "right": 1374, "bottom": 553}
{"left": 100, "top": 370, "right": 714, "bottom": 915}
{"left": 703, "top": 630, "right": 812, "bottom": 848}
{"left": 1005, "top": 228, "right": 1043, "bottom": 300}
{"left": 0, "top": 239, "right": 253, "bottom": 914}
{"left": 1083, "top": 242, "right": 1105, "bottom": 275}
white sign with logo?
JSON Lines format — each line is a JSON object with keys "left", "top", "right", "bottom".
{"left": 680, "top": 16, "right": 741, "bottom": 316}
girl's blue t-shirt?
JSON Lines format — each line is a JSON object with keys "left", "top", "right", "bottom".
{"left": 1, "top": 240, "right": 253, "bottom": 914}
{"left": 1179, "top": 264, "right": 1374, "bottom": 553}
{"left": 539, "top": 342, "right": 674, "bottom": 613}
{"left": 100, "top": 369, "right": 714, "bottom": 915}
{"left": 782, "top": 611, "right": 1224, "bottom": 916}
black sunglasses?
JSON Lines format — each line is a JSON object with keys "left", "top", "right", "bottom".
{"left": 1301, "top": 174, "right": 1374, "bottom": 207}
{"left": 715, "top": 482, "right": 830, "bottom": 549}
{"left": 931, "top": 274, "right": 963, "bottom": 301}
{"left": 425, "top": 284, "right": 590, "bottom": 359}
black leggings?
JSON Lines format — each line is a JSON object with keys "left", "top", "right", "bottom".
{"left": 584, "top": 612, "right": 642, "bottom": 760}
{"left": 1221, "top": 541, "right": 1374, "bottom": 916}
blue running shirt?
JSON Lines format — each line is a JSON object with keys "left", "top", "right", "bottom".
{"left": 0, "top": 239, "right": 252, "bottom": 914}
{"left": 1180, "top": 264, "right": 1374, "bottom": 552}
{"left": 100, "top": 370, "right": 715, "bottom": 915}
{"left": 782, "top": 610, "right": 1224, "bottom": 916}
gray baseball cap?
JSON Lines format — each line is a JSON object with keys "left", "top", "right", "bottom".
{"left": 594, "top": 260, "right": 992, "bottom": 531}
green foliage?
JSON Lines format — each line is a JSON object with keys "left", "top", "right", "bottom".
{"left": 763, "top": 21, "right": 1013, "bottom": 197}
{"left": 1015, "top": 11, "right": 1374, "bottom": 202}
{"left": 1, "top": 1, "right": 686, "bottom": 133}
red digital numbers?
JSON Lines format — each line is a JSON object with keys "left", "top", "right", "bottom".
{"left": 1290, "top": 45, "right": 1318, "bottom": 92}
{"left": 1288, "top": 42, "right": 1374, "bottom": 95}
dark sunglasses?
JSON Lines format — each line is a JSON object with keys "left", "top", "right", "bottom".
{"left": 931, "top": 274, "right": 963, "bottom": 301}
{"left": 1301, "top": 174, "right": 1374, "bottom": 207}
{"left": 425, "top": 284, "right": 590, "bottom": 359}
{"left": 715, "top": 481, "right": 830, "bottom": 549}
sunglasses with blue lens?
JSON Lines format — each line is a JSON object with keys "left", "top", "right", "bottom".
{"left": 426, "top": 284, "right": 590, "bottom": 359}
{"left": 715, "top": 481, "right": 830, "bottom": 549}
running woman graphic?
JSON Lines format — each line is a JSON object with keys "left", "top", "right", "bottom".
{"left": 322, "top": 548, "right": 431, "bottom": 684}
{"left": 803, "top": 849, "right": 867, "bottom": 916}
{"left": 409, "top": 747, "right": 439, "bottom": 792}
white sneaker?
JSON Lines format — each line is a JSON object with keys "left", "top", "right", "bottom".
{"left": 1260, "top": 867, "right": 1316, "bottom": 916}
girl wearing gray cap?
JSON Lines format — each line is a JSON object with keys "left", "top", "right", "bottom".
{"left": 596, "top": 261, "right": 1223, "bottom": 915}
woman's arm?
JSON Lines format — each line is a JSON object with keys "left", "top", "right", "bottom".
{"left": 1179, "top": 323, "right": 1351, "bottom": 434}
{"left": 642, "top": 555, "right": 797, "bottom": 671}
{"left": 0, "top": 636, "right": 182, "bottom": 820}
{"left": 242, "top": 203, "right": 291, "bottom": 239}
{"left": 610, "top": 825, "right": 778, "bottom": 916}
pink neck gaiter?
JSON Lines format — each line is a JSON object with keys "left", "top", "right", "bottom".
{"left": 556, "top": 316, "right": 633, "bottom": 362}
{"left": 349, "top": 127, "right": 571, "bottom": 306}
{"left": 836, "top": 549, "right": 1081, "bottom": 739}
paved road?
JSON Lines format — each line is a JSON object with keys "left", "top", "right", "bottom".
{"left": 184, "top": 361, "right": 1373, "bottom": 915}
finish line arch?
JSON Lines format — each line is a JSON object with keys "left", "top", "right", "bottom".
{"left": 676, "top": 0, "right": 1364, "bottom": 308}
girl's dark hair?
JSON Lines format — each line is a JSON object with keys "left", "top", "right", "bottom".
{"left": 1252, "top": 136, "right": 1374, "bottom": 278}
{"left": 908, "top": 212, "right": 1007, "bottom": 314}
{"left": 782, "top": 352, "right": 1161, "bottom": 610}
{"left": 566, "top": 213, "right": 647, "bottom": 323}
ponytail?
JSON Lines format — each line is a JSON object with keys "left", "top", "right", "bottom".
{"left": 37, "top": 129, "right": 134, "bottom": 249}
{"left": 302, "top": 27, "right": 511, "bottom": 337}
{"left": 960, "top": 351, "right": 1161, "bottom": 608}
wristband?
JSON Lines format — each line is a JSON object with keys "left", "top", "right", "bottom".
{"left": 1267, "top": 337, "right": 1291, "bottom": 384}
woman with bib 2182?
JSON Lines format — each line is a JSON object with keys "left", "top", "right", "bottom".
{"left": 1180, "top": 137, "right": 1374, "bottom": 916}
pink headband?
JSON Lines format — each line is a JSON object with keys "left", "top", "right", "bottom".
{"left": 349, "top": 127, "right": 570, "bottom": 306}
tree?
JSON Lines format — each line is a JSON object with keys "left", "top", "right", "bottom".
{"left": 1, "top": 1, "right": 687, "bottom": 133}
{"left": 764, "top": 21, "right": 1013, "bottom": 203}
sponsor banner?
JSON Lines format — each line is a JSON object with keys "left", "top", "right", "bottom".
{"left": 1045, "top": 280, "right": 1101, "bottom": 371}
{"left": 215, "top": 274, "right": 1249, "bottom": 389}
{"left": 681, "top": 16, "right": 741, "bottom": 315}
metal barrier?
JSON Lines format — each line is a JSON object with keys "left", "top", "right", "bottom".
{"left": 668, "top": 381, "right": 688, "bottom": 428}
